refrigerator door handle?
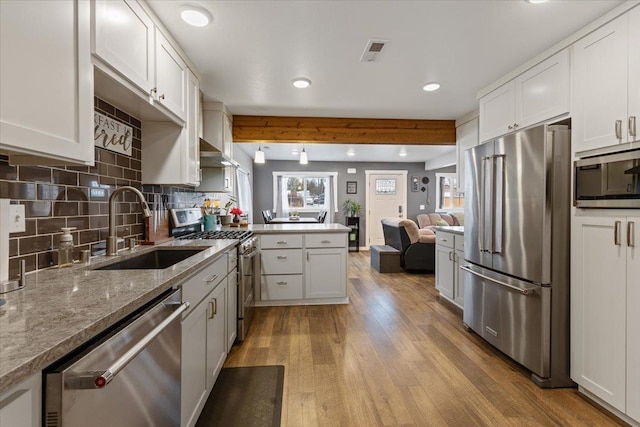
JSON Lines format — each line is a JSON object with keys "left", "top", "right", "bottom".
{"left": 493, "top": 155, "right": 505, "bottom": 254}
{"left": 460, "top": 266, "right": 536, "bottom": 296}
{"left": 481, "top": 156, "right": 494, "bottom": 253}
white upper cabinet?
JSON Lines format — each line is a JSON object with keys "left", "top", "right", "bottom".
{"left": 515, "top": 49, "right": 570, "bottom": 128}
{"left": 142, "top": 69, "right": 200, "bottom": 186}
{"left": 627, "top": 6, "right": 639, "bottom": 145}
{"left": 479, "top": 49, "right": 569, "bottom": 142}
{"left": 93, "top": 0, "right": 155, "bottom": 94}
{"left": 202, "top": 102, "right": 233, "bottom": 154}
{"left": 142, "top": 68, "right": 200, "bottom": 186}
{"left": 92, "top": 0, "right": 192, "bottom": 124}
{"left": 155, "top": 29, "right": 188, "bottom": 121}
{"left": 186, "top": 69, "right": 201, "bottom": 186}
{"left": 0, "top": 0, "right": 94, "bottom": 165}
{"left": 573, "top": 7, "right": 639, "bottom": 153}
{"left": 455, "top": 117, "right": 478, "bottom": 192}
{"left": 479, "top": 81, "right": 515, "bottom": 143}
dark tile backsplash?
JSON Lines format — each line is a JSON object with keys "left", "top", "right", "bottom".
{"left": 1, "top": 98, "right": 214, "bottom": 278}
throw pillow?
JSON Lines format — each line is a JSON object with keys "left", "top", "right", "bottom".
{"left": 435, "top": 219, "right": 449, "bottom": 226}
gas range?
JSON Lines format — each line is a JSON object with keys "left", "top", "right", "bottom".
{"left": 170, "top": 208, "right": 257, "bottom": 254}
{"left": 178, "top": 229, "right": 253, "bottom": 241}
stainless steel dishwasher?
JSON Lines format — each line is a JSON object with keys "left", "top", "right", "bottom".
{"left": 44, "top": 289, "right": 188, "bottom": 427}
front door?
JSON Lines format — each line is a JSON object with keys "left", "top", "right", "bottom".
{"left": 366, "top": 170, "right": 407, "bottom": 247}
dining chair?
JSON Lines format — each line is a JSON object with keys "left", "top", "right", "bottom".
{"left": 261, "top": 210, "right": 271, "bottom": 224}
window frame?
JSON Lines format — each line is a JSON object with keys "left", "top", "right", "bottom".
{"left": 435, "top": 172, "right": 464, "bottom": 213}
{"left": 272, "top": 171, "right": 338, "bottom": 213}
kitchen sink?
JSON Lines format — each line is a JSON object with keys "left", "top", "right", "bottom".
{"left": 93, "top": 249, "right": 205, "bottom": 270}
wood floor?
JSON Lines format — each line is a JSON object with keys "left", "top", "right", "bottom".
{"left": 225, "top": 252, "right": 623, "bottom": 427}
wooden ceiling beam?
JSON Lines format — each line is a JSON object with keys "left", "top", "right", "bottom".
{"left": 232, "top": 115, "right": 456, "bottom": 145}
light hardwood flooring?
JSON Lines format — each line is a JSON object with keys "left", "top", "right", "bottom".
{"left": 225, "top": 251, "right": 624, "bottom": 427}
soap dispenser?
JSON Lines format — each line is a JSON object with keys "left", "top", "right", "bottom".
{"left": 58, "top": 227, "right": 76, "bottom": 268}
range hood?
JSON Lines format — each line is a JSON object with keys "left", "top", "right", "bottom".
{"left": 199, "top": 138, "right": 238, "bottom": 168}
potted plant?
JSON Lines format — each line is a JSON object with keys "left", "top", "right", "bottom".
{"left": 342, "top": 199, "right": 362, "bottom": 217}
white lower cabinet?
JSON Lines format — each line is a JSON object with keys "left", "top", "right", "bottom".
{"left": 181, "top": 296, "right": 209, "bottom": 427}
{"left": 572, "top": 212, "right": 639, "bottom": 423}
{"left": 305, "top": 248, "right": 347, "bottom": 299}
{"left": 0, "top": 373, "right": 41, "bottom": 427}
{"left": 259, "top": 232, "right": 348, "bottom": 304}
{"left": 180, "top": 248, "right": 236, "bottom": 427}
{"left": 435, "top": 230, "right": 465, "bottom": 309}
{"left": 205, "top": 282, "right": 227, "bottom": 391}
{"left": 226, "top": 272, "right": 237, "bottom": 351}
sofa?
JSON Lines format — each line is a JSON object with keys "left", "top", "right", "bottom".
{"left": 416, "top": 213, "right": 463, "bottom": 231}
{"left": 380, "top": 217, "right": 435, "bottom": 272}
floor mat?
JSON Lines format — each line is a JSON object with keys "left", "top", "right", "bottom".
{"left": 195, "top": 365, "right": 285, "bottom": 427}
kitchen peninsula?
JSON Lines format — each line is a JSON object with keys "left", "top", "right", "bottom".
{"left": 251, "top": 223, "right": 351, "bottom": 306}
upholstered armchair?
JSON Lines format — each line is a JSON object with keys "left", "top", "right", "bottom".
{"left": 380, "top": 218, "right": 435, "bottom": 272}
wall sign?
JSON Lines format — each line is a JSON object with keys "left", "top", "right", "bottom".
{"left": 94, "top": 111, "right": 133, "bottom": 156}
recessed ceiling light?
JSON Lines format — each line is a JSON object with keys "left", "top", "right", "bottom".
{"left": 347, "top": 150, "right": 355, "bottom": 156}
{"left": 292, "top": 78, "right": 311, "bottom": 89}
{"left": 525, "top": 0, "right": 548, "bottom": 3}
{"left": 180, "top": 5, "right": 212, "bottom": 27}
{"left": 422, "top": 82, "right": 440, "bottom": 92}
{"left": 399, "top": 151, "right": 408, "bottom": 157}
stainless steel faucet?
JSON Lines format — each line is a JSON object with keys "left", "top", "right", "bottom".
{"left": 106, "top": 186, "right": 152, "bottom": 256}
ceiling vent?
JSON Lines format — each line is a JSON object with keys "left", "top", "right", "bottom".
{"left": 360, "top": 39, "right": 389, "bottom": 62}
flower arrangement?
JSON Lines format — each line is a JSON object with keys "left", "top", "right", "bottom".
{"left": 230, "top": 207, "right": 243, "bottom": 216}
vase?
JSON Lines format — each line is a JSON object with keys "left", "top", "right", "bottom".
{"left": 233, "top": 214, "right": 240, "bottom": 224}
{"left": 203, "top": 215, "right": 215, "bottom": 231}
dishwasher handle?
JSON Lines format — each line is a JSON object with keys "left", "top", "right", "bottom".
{"left": 69, "top": 301, "right": 190, "bottom": 390}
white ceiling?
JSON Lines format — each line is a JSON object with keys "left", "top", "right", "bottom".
{"left": 147, "top": 0, "right": 623, "bottom": 162}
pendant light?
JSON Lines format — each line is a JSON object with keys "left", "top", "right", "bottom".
{"left": 254, "top": 146, "right": 265, "bottom": 164}
{"left": 299, "top": 146, "right": 308, "bottom": 165}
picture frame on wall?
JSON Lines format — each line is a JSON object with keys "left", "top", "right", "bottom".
{"left": 346, "top": 181, "right": 357, "bottom": 194}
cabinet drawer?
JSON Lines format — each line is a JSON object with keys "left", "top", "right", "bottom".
{"left": 227, "top": 249, "right": 238, "bottom": 273}
{"left": 261, "top": 275, "right": 303, "bottom": 300}
{"left": 305, "top": 233, "right": 346, "bottom": 248}
{"left": 261, "top": 234, "right": 303, "bottom": 249}
{"left": 261, "top": 250, "right": 303, "bottom": 275}
{"left": 181, "top": 254, "right": 227, "bottom": 314}
{"left": 454, "top": 234, "right": 465, "bottom": 252}
{"left": 436, "top": 232, "right": 455, "bottom": 249}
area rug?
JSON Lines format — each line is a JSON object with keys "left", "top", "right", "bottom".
{"left": 195, "top": 365, "right": 285, "bottom": 427}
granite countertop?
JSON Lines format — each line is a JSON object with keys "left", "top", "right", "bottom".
{"left": 433, "top": 226, "right": 465, "bottom": 235}
{"left": 249, "top": 223, "right": 350, "bottom": 234}
{"left": 0, "top": 239, "right": 237, "bottom": 392}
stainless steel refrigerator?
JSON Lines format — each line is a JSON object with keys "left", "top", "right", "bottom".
{"left": 462, "top": 123, "right": 574, "bottom": 388}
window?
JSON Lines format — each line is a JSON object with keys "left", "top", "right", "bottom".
{"left": 435, "top": 173, "right": 464, "bottom": 212}
{"left": 272, "top": 172, "right": 338, "bottom": 215}
{"left": 285, "top": 176, "right": 327, "bottom": 209}
{"left": 375, "top": 179, "right": 396, "bottom": 195}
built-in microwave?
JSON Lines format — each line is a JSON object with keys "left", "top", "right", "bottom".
{"left": 574, "top": 149, "right": 640, "bottom": 208}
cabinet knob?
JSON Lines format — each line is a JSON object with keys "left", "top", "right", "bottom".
{"left": 629, "top": 116, "right": 637, "bottom": 138}
{"left": 513, "top": 123, "right": 518, "bottom": 129}
{"left": 151, "top": 87, "right": 157, "bottom": 94}
{"left": 615, "top": 120, "right": 622, "bottom": 140}
{"left": 508, "top": 125, "right": 513, "bottom": 130}
{"left": 159, "top": 94, "right": 165, "bottom": 100}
